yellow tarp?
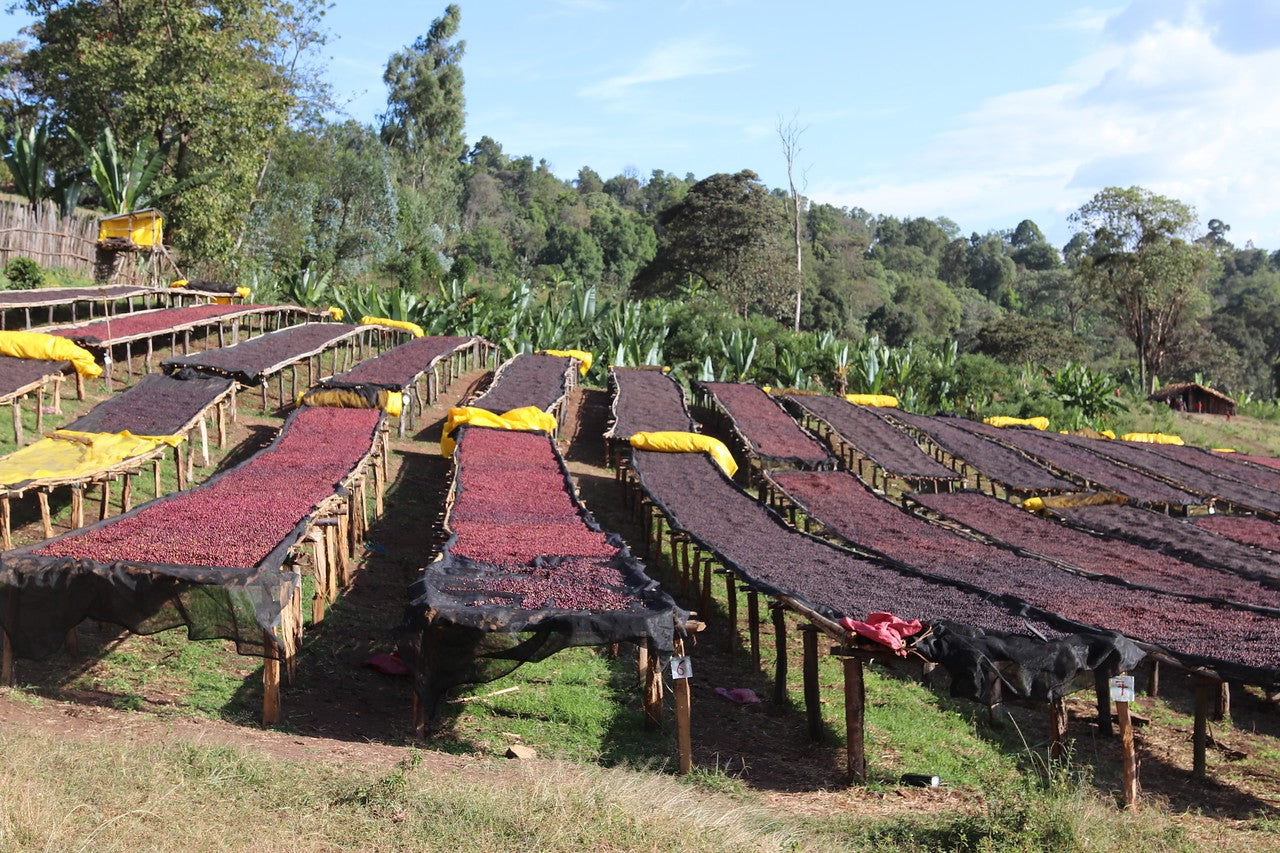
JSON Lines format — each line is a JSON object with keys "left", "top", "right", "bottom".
{"left": 0, "top": 331, "right": 102, "bottom": 379}
{"left": 361, "top": 316, "right": 424, "bottom": 338}
{"left": 845, "top": 394, "right": 898, "bottom": 408}
{"left": 985, "top": 415, "right": 1049, "bottom": 430}
{"left": 300, "top": 388, "right": 402, "bottom": 416}
{"left": 0, "top": 430, "right": 181, "bottom": 488}
{"left": 235, "top": 286, "right": 251, "bottom": 299}
{"left": 539, "top": 348, "right": 593, "bottom": 375}
{"left": 170, "top": 278, "right": 189, "bottom": 288}
{"left": 629, "top": 431, "right": 738, "bottom": 478}
{"left": 1212, "top": 448, "right": 1236, "bottom": 453}
{"left": 1122, "top": 432, "right": 1184, "bottom": 445}
{"left": 326, "top": 306, "right": 344, "bottom": 321}
{"left": 1022, "top": 497, "right": 1046, "bottom": 513}
{"left": 440, "top": 406, "right": 558, "bottom": 456}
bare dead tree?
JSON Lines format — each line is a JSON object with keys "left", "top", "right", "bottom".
{"left": 777, "top": 114, "right": 807, "bottom": 332}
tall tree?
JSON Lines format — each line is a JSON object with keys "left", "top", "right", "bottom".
{"left": 19, "top": 0, "right": 326, "bottom": 265}
{"left": 1070, "top": 186, "right": 1217, "bottom": 392}
{"left": 634, "top": 170, "right": 790, "bottom": 318}
{"left": 380, "top": 5, "right": 465, "bottom": 195}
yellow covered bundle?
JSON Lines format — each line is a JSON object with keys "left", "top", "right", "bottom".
{"left": 0, "top": 430, "right": 181, "bottom": 488}
{"left": 300, "top": 387, "right": 402, "bottom": 416}
{"left": 0, "top": 331, "right": 102, "bottom": 378}
{"left": 440, "top": 406, "right": 558, "bottom": 456}
{"left": 1121, "top": 432, "right": 1184, "bottom": 445}
{"left": 629, "top": 431, "right": 738, "bottom": 478}
{"left": 361, "top": 316, "right": 424, "bottom": 337}
{"left": 845, "top": 394, "right": 898, "bottom": 408}
{"left": 539, "top": 348, "right": 593, "bottom": 375}
{"left": 984, "top": 415, "right": 1049, "bottom": 430}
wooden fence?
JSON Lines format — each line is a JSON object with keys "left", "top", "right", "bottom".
{"left": 0, "top": 199, "right": 152, "bottom": 285}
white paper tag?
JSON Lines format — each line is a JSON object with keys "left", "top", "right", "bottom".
{"left": 1109, "top": 675, "right": 1135, "bottom": 703}
{"left": 670, "top": 656, "right": 692, "bottom": 680}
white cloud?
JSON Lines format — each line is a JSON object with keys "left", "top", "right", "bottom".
{"left": 810, "top": 4, "right": 1280, "bottom": 247}
{"left": 578, "top": 37, "right": 749, "bottom": 100}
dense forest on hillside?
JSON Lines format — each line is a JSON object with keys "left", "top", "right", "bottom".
{"left": 2, "top": 1, "right": 1279, "bottom": 414}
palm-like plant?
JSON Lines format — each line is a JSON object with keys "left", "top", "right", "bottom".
{"left": 2, "top": 119, "right": 51, "bottom": 212}
{"left": 70, "top": 126, "right": 211, "bottom": 214}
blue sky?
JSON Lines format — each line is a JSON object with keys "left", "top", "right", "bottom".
{"left": 6, "top": 0, "right": 1280, "bottom": 249}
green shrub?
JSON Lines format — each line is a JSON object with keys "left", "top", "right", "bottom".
{"left": 3, "top": 257, "right": 44, "bottom": 290}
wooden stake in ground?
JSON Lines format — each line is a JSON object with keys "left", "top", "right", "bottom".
{"left": 842, "top": 652, "right": 866, "bottom": 783}
{"left": 1110, "top": 674, "right": 1140, "bottom": 809}
{"left": 673, "top": 632, "right": 693, "bottom": 775}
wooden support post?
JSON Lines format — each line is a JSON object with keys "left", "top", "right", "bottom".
{"left": 260, "top": 381, "right": 268, "bottom": 413}
{"left": 198, "top": 416, "right": 210, "bottom": 467}
{"left": 642, "top": 641, "right": 663, "bottom": 730}
{"left": 771, "top": 604, "right": 787, "bottom": 705}
{"left": 1117, "top": 694, "right": 1139, "bottom": 809}
{"left": 725, "top": 570, "right": 737, "bottom": 655}
{"left": 174, "top": 443, "right": 187, "bottom": 490}
{"left": 152, "top": 459, "right": 162, "bottom": 498}
{"left": 11, "top": 399, "right": 21, "bottom": 446}
{"left": 52, "top": 377, "right": 61, "bottom": 415}
{"left": 843, "top": 655, "right": 866, "bottom": 783}
{"left": 673, "top": 633, "right": 693, "bottom": 775}
{"left": 1094, "top": 667, "right": 1114, "bottom": 737}
{"left": 76, "top": 371, "right": 85, "bottom": 400}
{"left": 802, "top": 626, "right": 822, "bottom": 741}
{"left": 747, "top": 589, "right": 761, "bottom": 671}
{"left": 185, "top": 433, "right": 195, "bottom": 482}
{"left": 1193, "top": 679, "right": 1210, "bottom": 780}
{"left": 35, "top": 387, "right": 43, "bottom": 436}
{"left": 700, "top": 554, "right": 712, "bottom": 625}
{"left": 311, "top": 535, "right": 328, "bottom": 623}
{"left": 0, "top": 494, "right": 9, "bottom": 549}
{"left": 71, "top": 485, "right": 84, "bottom": 528}
{"left": 1214, "top": 681, "right": 1230, "bottom": 721}
{"left": 1049, "top": 696, "right": 1069, "bottom": 760}
{"left": 216, "top": 402, "right": 226, "bottom": 448}
{"left": 121, "top": 474, "right": 132, "bottom": 512}
{"left": 98, "top": 480, "right": 111, "bottom": 521}
{"left": 125, "top": 342, "right": 133, "bottom": 380}
{"left": 262, "top": 632, "right": 281, "bottom": 726}
{"left": 37, "top": 490, "right": 53, "bottom": 539}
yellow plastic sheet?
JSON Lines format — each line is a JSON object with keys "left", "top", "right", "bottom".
{"left": 539, "top": 348, "right": 593, "bottom": 375}
{"left": 1212, "top": 448, "right": 1236, "bottom": 453}
{"left": 440, "top": 406, "right": 558, "bottom": 456}
{"left": 629, "top": 431, "right": 738, "bottom": 478}
{"left": 0, "top": 430, "right": 181, "bottom": 487}
{"left": 1121, "top": 432, "right": 1184, "bottom": 445}
{"left": 845, "top": 394, "right": 898, "bottom": 408}
{"left": 170, "top": 278, "right": 189, "bottom": 288}
{"left": 326, "top": 306, "right": 344, "bottom": 321}
{"left": 301, "top": 387, "right": 402, "bottom": 416}
{"left": 0, "top": 331, "right": 102, "bottom": 378}
{"left": 361, "top": 316, "right": 424, "bottom": 337}
{"left": 235, "top": 286, "right": 251, "bottom": 299}
{"left": 1022, "top": 497, "right": 1046, "bottom": 513}
{"left": 984, "top": 415, "right": 1049, "bottom": 430}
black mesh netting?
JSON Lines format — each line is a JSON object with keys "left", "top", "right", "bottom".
{"left": 0, "top": 406, "right": 384, "bottom": 659}
{"left": 892, "top": 411, "right": 1076, "bottom": 493}
{"left": 0, "top": 285, "right": 150, "bottom": 308}
{"left": 400, "top": 426, "right": 683, "bottom": 713}
{"left": 632, "top": 449, "right": 1144, "bottom": 703}
{"left": 181, "top": 279, "right": 241, "bottom": 295}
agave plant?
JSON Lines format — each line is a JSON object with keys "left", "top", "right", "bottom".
{"left": 719, "top": 328, "right": 758, "bottom": 382}
{"left": 2, "top": 119, "right": 50, "bottom": 212}
{"left": 70, "top": 126, "right": 212, "bottom": 215}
